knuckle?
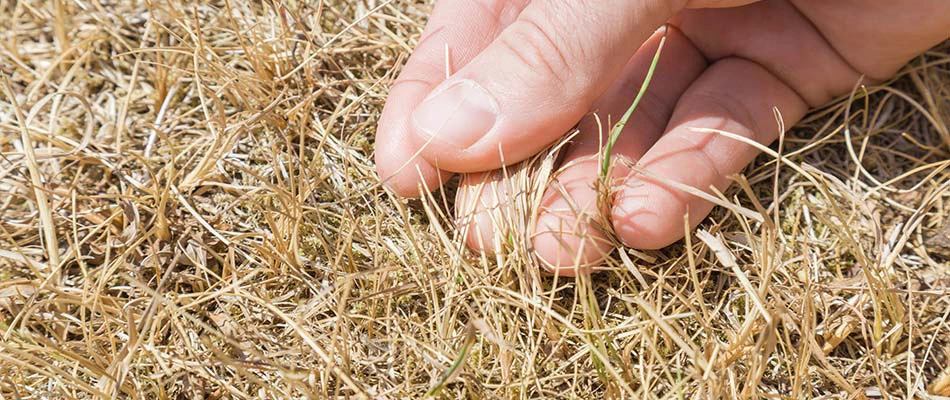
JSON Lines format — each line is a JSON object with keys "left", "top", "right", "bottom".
{"left": 499, "top": 16, "right": 575, "bottom": 88}
{"left": 393, "top": 58, "right": 442, "bottom": 89}
{"left": 470, "top": 0, "right": 529, "bottom": 26}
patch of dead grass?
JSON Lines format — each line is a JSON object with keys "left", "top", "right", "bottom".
{"left": 0, "top": 1, "right": 948, "bottom": 398}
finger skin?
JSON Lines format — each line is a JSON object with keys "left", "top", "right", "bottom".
{"left": 790, "top": 0, "right": 950, "bottom": 80}
{"left": 612, "top": 57, "right": 809, "bottom": 250}
{"left": 411, "top": 0, "right": 688, "bottom": 173}
{"left": 672, "top": 0, "right": 863, "bottom": 107}
{"left": 375, "top": 0, "right": 528, "bottom": 197}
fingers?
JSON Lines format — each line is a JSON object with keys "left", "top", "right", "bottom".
{"left": 410, "top": 0, "right": 687, "bottom": 173}
{"left": 530, "top": 28, "right": 707, "bottom": 273}
{"left": 375, "top": 0, "right": 530, "bottom": 197}
{"left": 612, "top": 57, "right": 809, "bottom": 249}
{"left": 454, "top": 28, "right": 707, "bottom": 273}
{"left": 790, "top": 0, "right": 950, "bottom": 80}
{"left": 671, "top": 1, "right": 863, "bottom": 106}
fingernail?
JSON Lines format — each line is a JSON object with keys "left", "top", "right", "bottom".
{"left": 412, "top": 80, "right": 498, "bottom": 149}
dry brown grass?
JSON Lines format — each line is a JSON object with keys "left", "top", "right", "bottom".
{"left": 1, "top": 1, "right": 949, "bottom": 398}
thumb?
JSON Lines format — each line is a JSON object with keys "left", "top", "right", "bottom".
{"left": 408, "top": 0, "right": 687, "bottom": 173}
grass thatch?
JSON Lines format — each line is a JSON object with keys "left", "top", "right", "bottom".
{"left": 2, "top": 1, "right": 949, "bottom": 398}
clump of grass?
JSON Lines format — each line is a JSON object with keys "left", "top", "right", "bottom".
{"left": 1, "top": 1, "right": 949, "bottom": 398}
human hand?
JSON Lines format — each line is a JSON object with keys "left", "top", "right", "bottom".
{"left": 375, "top": 0, "right": 950, "bottom": 274}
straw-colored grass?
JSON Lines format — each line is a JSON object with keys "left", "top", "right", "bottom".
{"left": 1, "top": 1, "right": 949, "bottom": 398}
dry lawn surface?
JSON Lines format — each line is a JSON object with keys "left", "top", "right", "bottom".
{"left": 1, "top": 1, "right": 949, "bottom": 398}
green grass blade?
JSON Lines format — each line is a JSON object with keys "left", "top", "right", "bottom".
{"left": 601, "top": 28, "right": 669, "bottom": 177}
